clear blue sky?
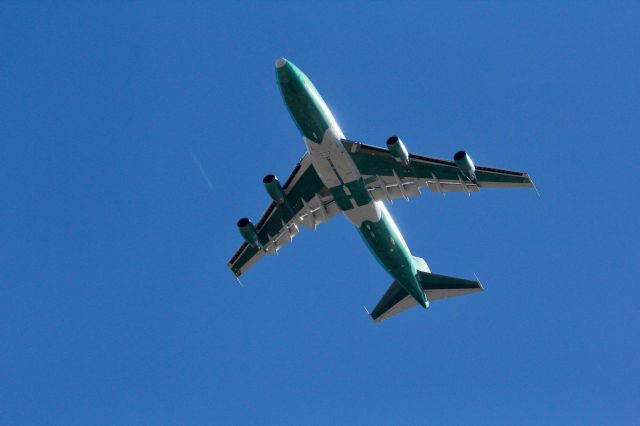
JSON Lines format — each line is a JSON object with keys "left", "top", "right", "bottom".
{"left": 2, "top": 2, "right": 638, "bottom": 424}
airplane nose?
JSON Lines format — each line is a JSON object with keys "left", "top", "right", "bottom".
{"left": 275, "top": 57, "right": 295, "bottom": 84}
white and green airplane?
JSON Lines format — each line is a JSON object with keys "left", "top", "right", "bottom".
{"left": 228, "top": 58, "right": 535, "bottom": 322}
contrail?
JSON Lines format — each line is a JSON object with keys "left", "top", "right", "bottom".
{"left": 189, "top": 147, "right": 213, "bottom": 190}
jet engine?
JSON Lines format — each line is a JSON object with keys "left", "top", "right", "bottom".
{"left": 453, "top": 151, "right": 477, "bottom": 182}
{"left": 237, "top": 217, "right": 262, "bottom": 249}
{"left": 386, "top": 136, "right": 410, "bottom": 168}
{"left": 263, "top": 174, "right": 286, "bottom": 205}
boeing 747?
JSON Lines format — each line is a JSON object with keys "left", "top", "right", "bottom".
{"left": 227, "top": 58, "right": 534, "bottom": 322}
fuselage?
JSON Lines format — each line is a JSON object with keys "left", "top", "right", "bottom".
{"left": 275, "top": 58, "right": 428, "bottom": 308}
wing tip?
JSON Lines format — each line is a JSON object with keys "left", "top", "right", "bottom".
{"left": 525, "top": 173, "right": 540, "bottom": 197}
{"left": 473, "top": 272, "right": 485, "bottom": 291}
{"left": 363, "top": 305, "right": 379, "bottom": 323}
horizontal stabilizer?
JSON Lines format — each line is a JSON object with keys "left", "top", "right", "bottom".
{"left": 370, "top": 271, "right": 483, "bottom": 323}
{"left": 416, "top": 271, "right": 484, "bottom": 302}
{"left": 369, "top": 281, "right": 414, "bottom": 323}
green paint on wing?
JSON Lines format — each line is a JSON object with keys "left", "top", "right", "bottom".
{"left": 350, "top": 147, "right": 532, "bottom": 185}
{"left": 229, "top": 162, "right": 327, "bottom": 275}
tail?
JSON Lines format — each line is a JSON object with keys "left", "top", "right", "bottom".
{"left": 368, "top": 257, "right": 483, "bottom": 323}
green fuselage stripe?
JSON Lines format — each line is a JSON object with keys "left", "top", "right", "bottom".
{"left": 358, "top": 208, "right": 424, "bottom": 304}
{"left": 345, "top": 178, "right": 371, "bottom": 206}
{"left": 277, "top": 62, "right": 332, "bottom": 144}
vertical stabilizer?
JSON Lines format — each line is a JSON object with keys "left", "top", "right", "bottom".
{"left": 412, "top": 256, "right": 430, "bottom": 273}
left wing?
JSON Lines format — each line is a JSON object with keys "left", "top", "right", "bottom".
{"left": 343, "top": 140, "right": 534, "bottom": 202}
{"left": 227, "top": 153, "right": 340, "bottom": 278}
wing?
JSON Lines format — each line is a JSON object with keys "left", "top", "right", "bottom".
{"left": 343, "top": 139, "right": 534, "bottom": 202}
{"left": 227, "top": 153, "right": 340, "bottom": 278}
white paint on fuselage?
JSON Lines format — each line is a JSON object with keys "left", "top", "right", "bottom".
{"left": 305, "top": 126, "right": 382, "bottom": 227}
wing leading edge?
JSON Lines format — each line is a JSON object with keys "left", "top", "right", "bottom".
{"left": 343, "top": 140, "right": 534, "bottom": 202}
{"left": 227, "top": 153, "right": 339, "bottom": 278}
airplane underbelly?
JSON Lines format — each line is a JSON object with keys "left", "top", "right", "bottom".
{"left": 306, "top": 128, "right": 380, "bottom": 226}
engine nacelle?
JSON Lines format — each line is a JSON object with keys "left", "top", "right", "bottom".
{"left": 263, "top": 174, "right": 286, "bottom": 205}
{"left": 386, "top": 136, "right": 410, "bottom": 168}
{"left": 237, "top": 217, "right": 262, "bottom": 249}
{"left": 453, "top": 151, "right": 477, "bottom": 182}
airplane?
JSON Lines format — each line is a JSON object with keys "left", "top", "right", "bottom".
{"left": 227, "top": 58, "right": 535, "bottom": 322}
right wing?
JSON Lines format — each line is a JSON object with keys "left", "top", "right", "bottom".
{"left": 343, "top": 140, "right": 534, "bottom": 202}
{"left": 227, "top": 153, "right": 340, "bottom": 278}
